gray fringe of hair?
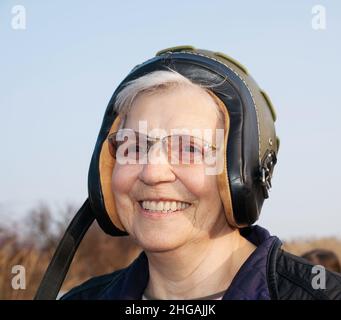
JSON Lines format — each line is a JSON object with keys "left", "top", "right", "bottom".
{"left": 113, "top": 68, "right": 222, "bottom": 129}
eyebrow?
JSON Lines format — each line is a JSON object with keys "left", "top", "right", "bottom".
{"left": 133, "top": 130, "right": 204, "bottom": 139}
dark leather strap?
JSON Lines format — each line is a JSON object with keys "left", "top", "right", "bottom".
{"left": 34, "top": 198, "right": 94, "bottom": 300}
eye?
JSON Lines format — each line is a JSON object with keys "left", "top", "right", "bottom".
{"left": 123, "top": 143, "right": 147, "bottom": 158}
{"left": 134, "top": 144, "right": 146, "bottom": 153}
{"left": 184, "top": 143, "right": 202, "bottom": 154}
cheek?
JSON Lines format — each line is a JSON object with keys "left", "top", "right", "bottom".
{"left": 111, "top": 164, "right": 132, "bottom": 194}
{"left": 111, "top": 165, "right": 140, "bottom": 225}
{"left": 177, "top": 167, "right": 222, "bottom": 226}
{"left": 176, "top": 166, "right": 219, "bottom": 197}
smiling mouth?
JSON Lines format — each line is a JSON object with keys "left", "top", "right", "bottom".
{"left": 137, "top": 200, "right": 191, "bottom": 214}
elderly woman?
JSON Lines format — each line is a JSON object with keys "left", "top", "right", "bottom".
{"left": 36, "top": 46, "right": 341, "bottom": 300}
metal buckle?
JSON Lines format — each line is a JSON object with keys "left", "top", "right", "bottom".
{"left": 260, "top": 150, "right": 277, "bottom": 199}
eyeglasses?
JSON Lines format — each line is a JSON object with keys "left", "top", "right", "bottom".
{"left": 107, "top": 129, "right": 220, "bottom": 165}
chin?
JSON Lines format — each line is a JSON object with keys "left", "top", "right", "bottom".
{"left": 135, "top": 231, "right": 186, "bottom": 253}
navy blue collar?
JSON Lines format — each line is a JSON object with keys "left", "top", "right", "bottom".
{"left": 99, "top": 225, "right": 280, "bottom": 300}
{"left": 222, "top": 226, "right": 280, "bottom": 299}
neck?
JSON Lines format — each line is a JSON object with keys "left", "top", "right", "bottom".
{"left": 144, "top": 226, "right": 256, "bottom": 300}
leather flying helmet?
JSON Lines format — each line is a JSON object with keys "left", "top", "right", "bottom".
{"left": 90, "top": 45, "right": 279, "bottom": 235}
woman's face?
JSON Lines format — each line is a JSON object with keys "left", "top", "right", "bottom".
{"left": 111, "top": 85, "right": 231, "bottom": 252}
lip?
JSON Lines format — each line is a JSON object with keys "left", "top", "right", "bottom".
{"left": 138, "top": 198, "right": 191, "bottom": 204}
{"left": 137, "top": 201, "right": 191, "bottom": 218}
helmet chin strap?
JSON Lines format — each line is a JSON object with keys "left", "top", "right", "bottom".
{"left": 34, "top": 199, "right": 94, "bottom": 300}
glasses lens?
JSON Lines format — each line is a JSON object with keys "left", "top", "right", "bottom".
{"left": 167, "top": 135, "right": 207, "bottom": 164}
{"left": 108, "top": 130, "right": 148, "bottom": 161}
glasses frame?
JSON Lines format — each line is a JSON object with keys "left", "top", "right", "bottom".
{"left": 107, "top": 129, "right": 220, "bottom": 165}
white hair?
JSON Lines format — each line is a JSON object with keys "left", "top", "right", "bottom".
{"left": 113, "top": 68, "right": 223, "bottom": 129}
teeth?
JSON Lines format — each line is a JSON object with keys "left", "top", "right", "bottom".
{"left": 164, "top": 202, "right": 170, "bottom": 211}
{"left": 141, "top": 200, "right": 190, "bottom": 213}
{"left": 170, "top": 202, "right": 177, "bottom": 211}
{"left": 157, "top": 202, "right": 163, "bottom": 211}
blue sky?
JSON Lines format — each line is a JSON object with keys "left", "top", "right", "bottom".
{"left": 1, "top": 1, "right": 341, "bottom": 239}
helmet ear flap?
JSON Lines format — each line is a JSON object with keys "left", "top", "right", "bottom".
{"left": 207, "top": 91, "right": 239, "bottom": 228}
{"left": 94, "top": 115, "right": 128, "bottom": 235}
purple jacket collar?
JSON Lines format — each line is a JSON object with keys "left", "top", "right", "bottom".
{"left": 99, "top": 225, "right": 280, "bottom": 300}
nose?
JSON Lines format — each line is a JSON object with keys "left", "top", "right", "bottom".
{"left": 138, "top": 142, "right": 176, "bottom": 185}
